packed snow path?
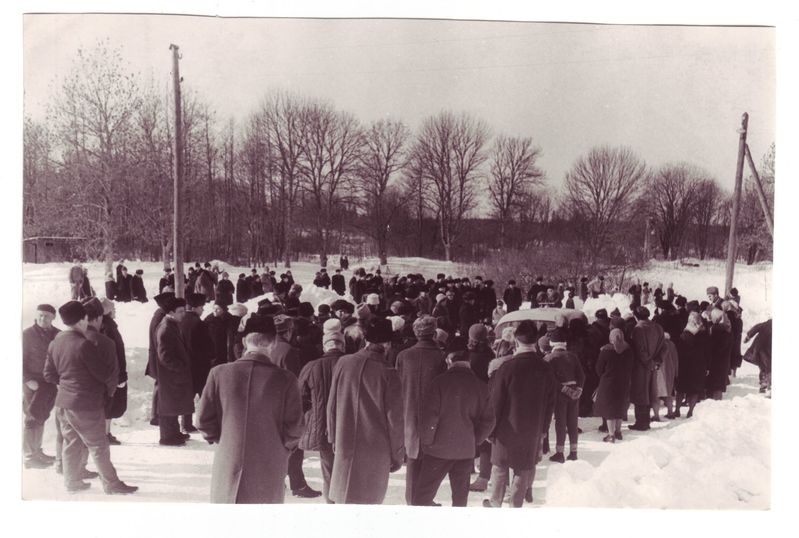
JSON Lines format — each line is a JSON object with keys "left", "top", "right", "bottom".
{"left": 21, "top": 259, "right": 771, "bottom": 508}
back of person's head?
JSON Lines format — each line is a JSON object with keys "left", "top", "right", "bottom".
{"left": 244, "top": 331, "right": 273, "bottom": 352}
{"left": 514, "top": 320, "right": 538, "bottom": 345}
{"left": 633, "top": 306, "right": 650, "bottom": 321}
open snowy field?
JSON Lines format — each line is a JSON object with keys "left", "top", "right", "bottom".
{"left": 20, "top": 257, "right": 772, "bottom": 509}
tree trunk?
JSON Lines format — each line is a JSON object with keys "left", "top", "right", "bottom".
{"left": 443, "top": 242, "right": 452, "bottom": 262}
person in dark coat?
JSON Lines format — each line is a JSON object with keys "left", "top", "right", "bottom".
{"left": 194, "top": 268, "right": 217, "bottom": 303}
{"left": 268, "top": 314, "right": 321, "bottom": 498}
{"left": 298, "top": 331, "right": 345, "bottom": 503}
{"left": 69, "top": 264, "right": 85, "bottom": 300}
{"left": 22, "top": 304, "right": 60, "bottom": 468}
{"left": 43, "top": 301, "right": 136, "bottom": 494}
{"left": 724, "top": 302, "right": 744, "bottom": 377}
{"left": 458, "top": 292, "right": 482, "bottom": 337}
{"left": 593, "top": 328, "right": 633, "bottom": 442}
{"left": 249, "top": 269, "right": 264, "bottom": 297}
{"left": 317, "top": 268, "right": 331, "bottom": 289}
{"left": 226, "top": 303, "right": 248, "bottom": 362}
{"left": 584, "top": 309, "right": 611, "bottom": 423}
{"left": 327, "top": 317, "right": 405, "bottom": 504}
{"left": 205, "top": 303, "right": 232, "bottom": 368}
{"left": 80, "top": 267, "right": 95, "bottom": 300}
{"left": 502, "top": 280, "right": 523, "bottom": 313}
{"left": 396, "top": 315, "right": 447, "bottom": 504}
{"left": 104, "top": 273, "right": 117, "bottom": 301}
{"left": 115, "top": 267, "right": 132, "bottom": 302}
{"left": 629, "top": 306, "right": 666, "bottom": 431}
{"left": 235, "top": 273, "right": 251, "bottom": 304}
{"left": 675, "top": 312, "right": 708, "bottom": 417}
{"left": 546, "top": 329, "right": 586, "bottom": 463}
{"left": 159, "top": 268, "right": 173, "bottom": 295}
{"left": 485, "top": 320, "right": 557, "bottom": 508}
{"left": 155, "top": 296, "right": 194, "bottom": 445}
{"left": 215, "top": 272, "right": 235, "bottom": 307}
{"left": 146, "top": 291, "right": 174, "bottom": 426}
{"left": 99, "top": 298, "right": 127, "bottom": 445}
{"left": 331, "top": 269, "right": 346, "bottom": 296}
{"left": 180, "top": 293, "right": 214, "bottom": 432}
{"left": 706, "top": 308, "right": 733, "bottom": 400}
{"left": 413, "top": 345, "right": 495, "bottom": 507}
{"left": 466, "top": 323, "right": 495, "bottom": 493}
{"left": 196, "top": 331, "right": 304, "bottom": 504}
{"left": 743, "top": 318, "right": 772, "bottom": 393}
{"left": 131, "top": 269, "right": 148, "bottom": 302}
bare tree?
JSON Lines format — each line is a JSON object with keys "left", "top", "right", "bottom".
{"left": 488, "top": 135, "right": 545, "bottom": 247}
{"left": 299, "top": 101, "right": 362, "bottom": 267}
{"left": 49, "top": 40, "right": 142, "bottom": 273}
{"left": 23, "top": 117, "right": 55, "bottom": 234}
{"left": 356, "top": 118, "right": 410, "bottom": 265}
{"left": 739, "top": 143, "right": 775, "bottom": 263}
{"left": 564, "top": 146, "right": 647, "bottom": 269}
{"left": 258, "top": 91, "right": 307, "bottom": 267}
{"left": 412, "top": 111, "right": 490, "bottom": 261}
{"left": 690, "top": 177, "right": 723, "bottom": 261}
{"left": 647, "top": 163, "right": 705, "bottom": 260}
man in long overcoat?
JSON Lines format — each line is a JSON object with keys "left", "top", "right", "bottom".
{"left": 196, "top": 331, "right": 304, "bottom": 504}
{"left": 22, "top": 304, "right": 60, "bottom": 468}
{"left": 146, "top": 292, "right": 174, "bottom": 425}
{"left": 180, "top": 293, "right": 214, "bottom": 432}
{"left": 99, "top": 298, "right": 127, "bottom": 444}
{"left": 155, "top": 297, "right": 194, "bottom": 445}
{"left": 327, "top": 317, "right": 405, "bottom": 504}
{"left": 396, "top": 315, "right": 446, "bottom": 504}
{"left": 629, "top": 306, "right": 666, "bottom": 431}
{"left": 485, "top": 320, "right": 557, "bottom": 508}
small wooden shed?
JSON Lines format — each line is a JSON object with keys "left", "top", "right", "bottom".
{"left": 23, "top": 236, "right": 85, "bottom": 263}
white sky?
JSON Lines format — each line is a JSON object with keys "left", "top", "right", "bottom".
{"left": 23, "top": 14, "right": 775, "bottom": 194}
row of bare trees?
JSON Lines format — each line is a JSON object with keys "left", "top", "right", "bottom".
{"left": 23, "top": 41, "right": 773, "bottom": 270}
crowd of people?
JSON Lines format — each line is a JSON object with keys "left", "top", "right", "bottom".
{"left": 23, "top": 260, "right": 773, "bottom": 506}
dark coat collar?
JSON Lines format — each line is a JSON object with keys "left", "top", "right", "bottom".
{"left": 238, "top": 351, "right": 277, "bottom": 366}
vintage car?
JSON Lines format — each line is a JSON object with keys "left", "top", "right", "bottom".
{"left": 494, "top": 307, "right": 587, "bottom": 337}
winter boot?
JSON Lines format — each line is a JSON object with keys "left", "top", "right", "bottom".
{"left": 469, "top": 477, "right": 488, "bottom": 492}
{"left": 567, "top": 452, "right": 578, "bottom": 461}
{"left": 549, "top": 452, "right": 565, "bottom": 464}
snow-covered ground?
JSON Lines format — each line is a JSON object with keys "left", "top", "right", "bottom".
{"left": 20, "top": 257, "right": 771, "bottom": 508}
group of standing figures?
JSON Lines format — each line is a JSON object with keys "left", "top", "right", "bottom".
{"left": 24, "top": 263, "right": 772, "bottom": 506}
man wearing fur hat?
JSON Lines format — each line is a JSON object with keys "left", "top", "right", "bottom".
{"left": 395, "top": 315, "right": 446, "bottom": 504}
{"left": 155, "top": 297, "right": 194, "bottom": 446}
{"left": 180, "top": 293, "right": 214, "bottom": 432}
{"left": 298, "top": 328, "right": 346, "bottom": 503}
{"left": 331, "top": 269, "right": 346, "bottom": 296}
{"left": 22, "top": 304, "right": 60, "bottom": 468}
{"left": 327, "top": 317, "right": 405, "bottom": 504}
{"left": 629, "top": 306, "right": 666, "bottom": 431}
{"left": 344, "top": 303, "right": 372, "bottom": 354}
{"left": 43, "top": 301, "right": 137, "bottom": 494}
{"left": 131, "top": 269, "right": 148, "bottom": 303}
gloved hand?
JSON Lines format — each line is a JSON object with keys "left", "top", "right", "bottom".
{"left": 25, "top": 380, "right": 39, "bottom": 391}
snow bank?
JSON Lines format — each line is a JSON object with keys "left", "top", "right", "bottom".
{"left": 545, "top": 393, "right": 770, "bottom": 509}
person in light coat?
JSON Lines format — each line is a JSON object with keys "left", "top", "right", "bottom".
{"left": 196, "top": 330, "right": 304, "bottom": 504}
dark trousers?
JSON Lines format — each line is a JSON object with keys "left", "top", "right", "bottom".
{"left": 488, "top": 465, "right": 534, "bottom": 508}
{"left": 405, "top": 457, "right": 424, "bottom": 505}
{"left": 287, "top": 448, "right": 307, "bottom": 491}
{"left": 319, "top": 441, "right": 335, "bottom": 503}
{"left": 477, "top": 441, "right": 492, "bottom": 480}
{"left": 554, "top": 394, "right": 580, "bottom": 448}
{"left": 56, "top": 407, "right": 120, "bottom": 488}
{"left": 413, "top": 455, "right": 472, "bottom": 507}
{"left": 181, "top": 413, "right": 193, "bottom": 429}
{"left": 159, "top": 415, "right": 181, "bottom": 441}
{"left": 151, "top": 384, "right": 159, "bottom": 420}
{"left": 23, "top": 383, "right": 56, "bottom": 458}
{"left": 633, "top": 404, "right": 651, "bottom": 428}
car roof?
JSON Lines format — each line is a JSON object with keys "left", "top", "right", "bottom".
{"left": 495, "top": 307, "right": 587, "bottom": 332}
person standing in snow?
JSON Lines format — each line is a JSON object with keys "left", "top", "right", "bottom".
{"left": 546, "top": 328, "right": 585, "bottom": 463}
{"left": 675, "top": 312, "right": 708, "bottom": 418}
{"left": 467, "top": 323, "right": 496, "bottom": 493}
{"left": 396, "top": 315, "right": 447, "bottom": 504}
{"left": 69, "top": 263, "right": 85, "bottom": 300}
{"left": 413, "top": 341, "right": 495, "bottom": 507}
{"left": 706, "top": 308, "right": 733, "bottom": 400}
{"left": 22, "top": 304, "right": 60, "bottom": 469}
{"left": 180, "top": 293, "right": 214, "bottom": 432}
{"left": 44, "top": 301, "right": 137, "bottom": 495}
{"left": 99, "top": 298, "right": 127, "bottom": 445}
{"left": 743, "top": 318, "right": 771, "bottom": 393}
{"left": 146, "top": 291, "right": 174, "bottom": 426}
{"left": 502, "top": 280, "right": 523, "bottom": 313}
{"left": 593, "top": 328, "right": 633, "bottom": 442}
{"left": 155, "top": 296, "right": 194, "bottom": 446}
{"left": 104, "top": 273, "right": 117, "bottom": 301}
{"left": 236, "top": 273, "right": 250, "bottom": 304}
{"left": 115, "top": 267, "right": 132, "bottom": 303}
{"left": 215, "top": 272, "right": 235, "bottom": 307}
{"left": 327, "top": 317, "right": 405, "bottom": 504}
{"left": 629, "top": 306, "right": 666, "bottom": 431}
{"left": 196, "top": 329, "right": 304, "bottom": 504}
{"left": 131, "top": 269, "right": 148, "bottom": 302}
{"left": 331, "top": 269, "right": 346, "bottom": 296}
{"left": 298, "top": 330, "right": 346, "bottom": 503}
{"left": 484, "top": 320, "right": 557, "bottom": 508}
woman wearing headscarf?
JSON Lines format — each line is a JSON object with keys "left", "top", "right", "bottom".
{"left": 675, "top": 312, "right": 708, "bottom": 417}
{"left": 593, "top": 329, "right": 633, "bottom": 442}
{"left": 706, "top": 308, "right": 733, "bottom": 400}
{"left": 722, "top": 301, "right": 744, "bottom": 378}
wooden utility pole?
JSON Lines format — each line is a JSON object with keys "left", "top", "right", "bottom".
{"left": 725, "top": 112, "right": 748, "bottom": 297}
{"left": 744, "top": 143, "right": 775, "bottom": 239}
{"left": 170, "top": 44, "right": 185, "bottom": 298}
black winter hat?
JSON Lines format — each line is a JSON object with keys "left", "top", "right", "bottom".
{"left": 154, "top": 292, "right": 176, "bottom": 309}
{"left": 164, "top": 297, "right": 187, "bottom": 313}
{"left": 595, "top": 308, "right": 609, "bottom": 321}
{"left": 365, "top": 317, "right": 393, "bottom": 344}
{"left": 81, "top": 297, "right": 105, "bottom": 320}
{"left": 187, "top": 293, "right": 206, "bottom": 308}
{"left": 514, "top": 320, "right": 538, "bottom": 344}
{"left": 59, "top": 301, "right": 86, "bottom": 326}
{"left": 135, "top": 269, "right": 143, "bottom": 275}
{"left": 298, "top": 302, "right": 315, "bottom": 318}
{"left": 36, "top": 304, "right": 56, "bottom": 315}
{"left": 242, "top": 314, "right": 276, "bottom": 337}
{"left": 633, "top": 306, "right": 651, "bottom": 320}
